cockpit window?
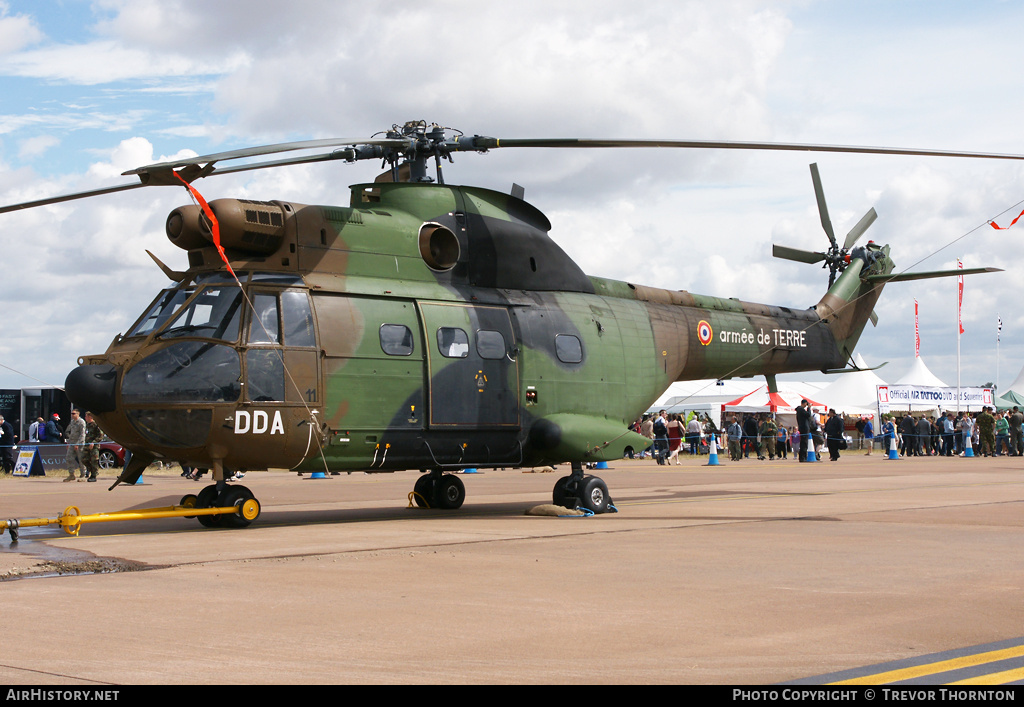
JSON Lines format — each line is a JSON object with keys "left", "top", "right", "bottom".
{"left": 250, "top": 273, "right": 304, "bottom": 285}
{"left": 194, "top": 271, "right": 243, "bottom": 285}
{"left": 128, "top": 288, "right": 194, "bottom": 337}
{"left": 246, "top": 291, "right": 316, "bottom": 347}
{"left": 248, "top": 293, "right": 280, "bottom": 344}
{"left": 160, "top": 287, "right": 243, "bottom": 342}
{"left": 281, "top": 291, "right": 316, "bottom": 347}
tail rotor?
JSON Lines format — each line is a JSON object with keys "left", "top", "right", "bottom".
{"left": 772, "top": 163, "right": 877, "bottom": 287}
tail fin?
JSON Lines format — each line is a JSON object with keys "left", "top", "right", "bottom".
{"left": 815, "top": 243, "right": 891, "bottom": 364}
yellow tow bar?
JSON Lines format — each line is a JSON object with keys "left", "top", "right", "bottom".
{"left": 0, "top": 493, "right": 261, "bottom": 541}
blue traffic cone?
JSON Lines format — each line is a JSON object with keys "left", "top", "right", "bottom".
{"left": 310, "top": 471, "right": 326, "bottom": 479}
{"left": 706, "top": 436, "right": 720, "bottom": 466}
{"left": 807, "top": 443, "right": 817, "bottom": 462}
{"left": 887, "top": 434, "right": 899, "bottom": 460}
{"left": 964, "top": 435, "right": 974, "bottom": 457}
{"left": 595, "top": 461, "right": 608, "bottom": 469}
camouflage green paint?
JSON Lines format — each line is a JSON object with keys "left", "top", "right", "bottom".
{"left": 72, "top": 181, "right": 882, "bottom": 474}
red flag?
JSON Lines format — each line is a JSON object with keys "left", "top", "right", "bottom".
{"left": 914, "top": 299, "right": 920, "bottom": 357}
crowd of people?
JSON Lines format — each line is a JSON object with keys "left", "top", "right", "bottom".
{"left": 0, "top": 409, "right": 106, "bottom": 480}
{"left": 881, "top": 406, "right": 1024, "bottom": 457}
{"left": 630, "top": 403, "right": 1024, "bottom": 463}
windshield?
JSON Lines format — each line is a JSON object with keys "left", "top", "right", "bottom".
{"left": 128, "top": 287, "right": 194, "bottom": 337}
{"left": 159, "top": 287, "right": 243, "bottom": 342}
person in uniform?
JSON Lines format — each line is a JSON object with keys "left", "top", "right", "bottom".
{"left": 63, "top": 408, "right": 87, "bottom": 482}
{"left": 759, "top": 414, "right": 778, "bottom": 460}
{"left": 976, "top": 406, "right": 996, "bottom": 457}
{"left": 83, "top": 411, "right": 103, "bottom": 482}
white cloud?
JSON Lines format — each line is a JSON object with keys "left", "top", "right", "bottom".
{"left": 17, "top": 134, "right": 58, "bottom": 159}
{"left": 4, "top": 40, "right": 250, "bottom": 84}
{"left": 0, "top": 1, "right": 43, "bottom": 54}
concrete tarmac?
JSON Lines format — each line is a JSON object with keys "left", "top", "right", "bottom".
{"left": 1, "top": 450, "right": 1023, "bottom": 685}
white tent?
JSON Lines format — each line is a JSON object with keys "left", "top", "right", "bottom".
{"left": 653, "top": 378, "right": 760, "bottom": 411}
{"left": 896, "top": 356, "right": 947, "bottom": 387}
{"left": 891, "top": 356, "right": 949, "bottom": 411}
{"left": 814, "top": 353, "right": 885, "bottom": 416}
{"left": 651, "top": 379, "right": 827, "bottom": 424}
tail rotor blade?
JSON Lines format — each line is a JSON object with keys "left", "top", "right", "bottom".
{"left": 810, "top": 163, "right": 837, "bottom": 248}
{"left": 843, "top": 207, "right": 878, "bottom": 250}
{"left": 773, "top": 244, "right": 827, "bottom": 264}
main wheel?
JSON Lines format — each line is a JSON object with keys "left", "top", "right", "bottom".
{"left": 196, "top": 484, "right": 223, "bottom": 528}
{"left": 577, "top": 475, "right": 610, "bottom": 514}
{"left": 552, "top": 475, "right": 576, "bottom": 508}
{"left": 413, "top": 474, "right": 436, "bottom": 508}
{"left": 435, "top": 475, "right": 465, "bottom": 510}
{"left": 220, "top": 485, "right": 260, "bottom": 529}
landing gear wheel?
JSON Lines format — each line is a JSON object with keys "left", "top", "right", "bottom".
{"left": 196, "top": 484, "right": 223, "bottom": 528}
{"left": 435, "top": 474, "right": 465, "bottom": 510}
{"left": 552, "top": 475, "right": 576, "bottom": 508}
{"left": 413, "top": 474, "right": 436, "bottom": 508}
{"left": 220, "top": 485, "right": 260, "bottom": 529}
{"left": 577, "top": 475, "right": 610, "bottom": 514}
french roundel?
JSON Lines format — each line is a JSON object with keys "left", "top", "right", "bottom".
{"left": 697, "top": 320, "right": 713, "bottom": 346}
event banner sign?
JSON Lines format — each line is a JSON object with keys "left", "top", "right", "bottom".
{"left": 876, "top": 385, "right": 993, "bottom": 409}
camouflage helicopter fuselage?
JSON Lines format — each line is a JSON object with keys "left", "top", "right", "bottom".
{"left": 67, "top": 181, "right": 888, "bottom": 476}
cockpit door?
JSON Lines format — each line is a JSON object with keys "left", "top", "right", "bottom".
{"left": 243, "top": 289, "right": 321, "bottom": 406}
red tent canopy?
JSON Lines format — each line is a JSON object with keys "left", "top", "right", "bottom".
{"left": 723, "top": 385, "right": 825, "bottom": 412}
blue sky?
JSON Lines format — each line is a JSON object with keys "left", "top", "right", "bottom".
{"left": 2, "top": 0, "right": 1024, "bottom": 396}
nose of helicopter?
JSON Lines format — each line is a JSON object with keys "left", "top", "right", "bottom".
{"left": 65, "top": 364, "right": 119, "bottom": 413}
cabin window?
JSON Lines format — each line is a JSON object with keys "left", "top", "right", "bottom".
{"left": 437, "top": 327, "right": 469, "bottom": 358}
{"left": 555, "top": 334, "right": 583, "bottom": 363}
{"left": 476, "top": 329, "right": 506, "bottom": 360}
{"left": 380, "top": 324, "right": 414, "bottom": 356}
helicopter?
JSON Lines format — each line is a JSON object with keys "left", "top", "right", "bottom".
{"left": 0, "top": 120, "right": 1011, "bottom": 527}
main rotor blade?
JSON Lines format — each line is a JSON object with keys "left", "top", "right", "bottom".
{"left": 0, "top": 182, "right": 147, "bottom": 214}
{"left": 865, "top": 267, "right": 1002, "bottom": 283}
{"left": 123, "top": 137, "right": 407, "bottom": 177}
{"left": 772, "top": 244, "right": 827, "bottom": 264}
{"left": 843, "top": 207, "right": 878, "bottom": 250}
{"left": 473, "top": 137, "right": 1024, "bottom": 161}
{"left": 810, "top": 163, "right": 836, "bottom": 248}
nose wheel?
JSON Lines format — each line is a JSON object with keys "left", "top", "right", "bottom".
{"left": 190, "top": 484, "right": 262, "bottom": 528}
